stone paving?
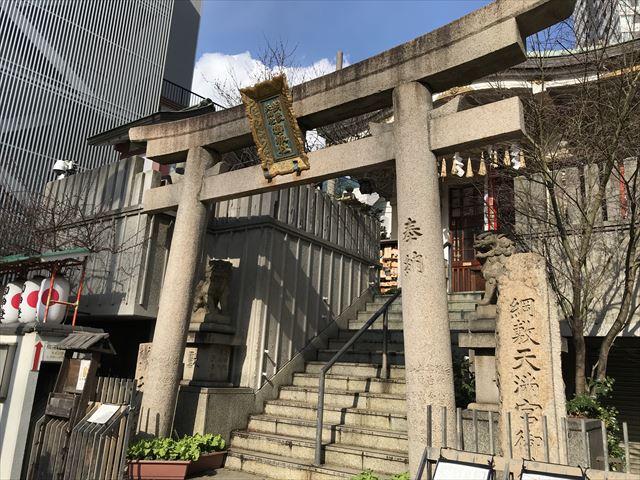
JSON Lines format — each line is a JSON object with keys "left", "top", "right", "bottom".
{"left": 189, "top": 468, "right": 265, "bottom": 479}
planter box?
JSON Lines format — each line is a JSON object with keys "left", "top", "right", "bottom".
{"left": 128, "top": 459, "right": 189, "bottom": 480}
{"left": 188, "top": 451, "right": 226, "bottom": 475}
{"left": 128, "top": 451, "right": 227, "bottom": 480}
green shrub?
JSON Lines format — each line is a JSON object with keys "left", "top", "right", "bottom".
{"left": 351, "top": 471, "right": 380, "bottom": 480}
{"left": 566, "top": 377, "right": 625, "bottom": 462}
{"left": 390, "top": 473, "right": 410, "bottom": 480}
{"left": 453, "top": 351, "right": 475, "bottom": 407}
{"left": 128, "top": 433, "right": 226, "bottom": 461}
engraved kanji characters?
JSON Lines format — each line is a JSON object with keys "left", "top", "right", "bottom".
{"left": 264, "top": 98, "right": 292, "bottom": 156}
{"left": 508, "top": 296, "right": 546, "bottom": 458}
{"left": 402, "top": 217, "right": 423, "bottom": 242}
{"left": 513, "top": 348, "right": 541, "bottom": 371}
{"left": 514, "top": 370, "right": 539, "bottom": 395}
{"left": 404, "top": 251, "right": 424, "bottom": 274}
{"left": 510, "top": 298, "right": 540, "bottom": 345}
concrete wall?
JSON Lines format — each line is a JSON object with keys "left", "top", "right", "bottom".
{"left": 204, "top": 185, "right": 379, "bottom": 389}
{"left": 44, "top": 156, "right": 165, "bottom": 318}
{"left": 45, "top": 158, "right": 379, "bottom": 388}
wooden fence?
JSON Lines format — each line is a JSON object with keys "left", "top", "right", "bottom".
{"left": 27, "top": 377, "right": 137, "bottom": 480}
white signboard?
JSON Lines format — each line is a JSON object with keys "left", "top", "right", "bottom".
{"left": 42, "top": 343, "right": 64, "bottom": 363}
{"left": 87, "top": 404, "right": 120, "bottom": 424}
{"left": 76, "top": 359, "right": 91, "bottom": 390}
{"left": 434, "top": 461, "right": 492, "bottom": 480}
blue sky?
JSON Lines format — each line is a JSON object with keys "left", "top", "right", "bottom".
{"left": 195, "top": 0, "right": 491, "bottom": 65}
{"left": 191, "top": 0, "right": 491, "bottom": 101}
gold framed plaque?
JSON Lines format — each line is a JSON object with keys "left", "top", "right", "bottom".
{"left": 240, "top": 75, "right": 309, "bottom": 179}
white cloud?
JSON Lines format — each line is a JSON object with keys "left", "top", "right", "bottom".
{"left": 191, "top": 51, "right": 340, "bottom": 107}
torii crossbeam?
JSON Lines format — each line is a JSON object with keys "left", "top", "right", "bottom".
{"left": 130, "top": 1, "right": 575, "bottom": 476}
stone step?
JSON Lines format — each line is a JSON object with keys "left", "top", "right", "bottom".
{"left": 305, "top": 361, "right": 406, "bottom": 379}
{"left": 225, "top": 449, "right": 356, "bottom": 480}
{"left": 293, "top": 372, "right": 406, "bottom": 395}
{"left": 264, "top": 399, "right": 408, "bottom": 431}
{"left": 247, "top": 415, "right": 408, "bottom": 452}
{"left": 230, "top": 432, "right": 408, "bottom": 475}
{"left": 356, "top": 311, "right": 403, "bottom": 324}
{"left": 372, "top": 295, "right": 402, "bottom": 303}
{"left": 448, "top": 291, "right": 483, "bottom": 301}
{"left": 364, "top": 302, "right": 403, "bottom": 313}
{"left": 448, "top": 301, "right": 478, "bottom": 311}
{"left": 348, "top": 319, "right": 404, "bottom": 330}
{"left": 327, "top": 339, "right": 404, "bottom": 353}
{"left": 447, "top": 309, "right": 477, "bottom": 321}
{"left": 278, "top": 385, "right": 406, "bottom": 413}
{"left": 336, "top": 329, "right": 405, "bottom": 343}
{"left": 317, "top": 349, "right": 405, "bottom": 365}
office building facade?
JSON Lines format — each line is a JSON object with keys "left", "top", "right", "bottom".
{"left": 574, "top": 0, "right": 640, "bottom": 46}
{"left": 0, "top": 0, "right": 201, "bottom": 209}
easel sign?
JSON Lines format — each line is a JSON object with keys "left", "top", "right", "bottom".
{"left": 433, "top": 459, "right": 493, "bottom": 480}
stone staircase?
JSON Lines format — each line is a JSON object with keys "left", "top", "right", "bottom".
{"left": 225, "top": 293, "right": 480, "bottom": 479}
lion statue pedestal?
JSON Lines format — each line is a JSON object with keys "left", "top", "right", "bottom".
{"left": 184, "top": 258, "right": 235, "bottom": 387}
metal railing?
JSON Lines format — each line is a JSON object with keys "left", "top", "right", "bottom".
{"left": 161, "top": 78, "right": 206, "bottom": 109}
{"left": 314, "top": 290, "right": 402, "bottom": 465}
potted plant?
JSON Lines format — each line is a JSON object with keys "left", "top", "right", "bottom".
{"left": 127, "top": 433, "right": 227, "bottom": 480}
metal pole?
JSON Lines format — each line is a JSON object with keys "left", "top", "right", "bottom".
{"left": 581, "top": 418, "right": 591, "bottom": 467}
{"left": 314, "top": 370, "right": 326, "bottom": 465}
{"left": 426, "top": 405, "right": 433, "bottom": 480}
{"left": 488, "top": 411, "right": 495, "bottom": 455}
{"left": 506, "top": 412, "right": 513, "bottom": 459}
{"left": 523, "top": 413, "right": 531, "bottom": 460}
{"left": 542, "top": 415, "right": 549, "bottom": 463}
{"left": 623, "top": 422, "right": 630, "bottom": 473}
{"left": 601, "top": 420, "right": 609, "bottom": 472}
{"left": 456, "top": 407, "right": 462, "bottom": 450}
{"left": 381, "top": 308, "right": 389, "bottom": 379}
{"left": 43, "top": 262, "right": 58, "bottom": 324}
{"left": 562, "top": 417, "right": 569, "bottom": 464}
{"left": 72, "top": 258, "right": 87, "bottom": 327}
{"left": 416, "top": 405, "right": 432, "bottom": 480}
{"left": 473, "top": 409, "right": 479, "bottom": 453}
{"left": 441, "top": 406, "right": 447, "bottom": 448}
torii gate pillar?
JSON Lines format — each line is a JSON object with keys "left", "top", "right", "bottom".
{"left": 139, "top": 146, "right": 217, "bottom": 437}
{"left": 393, "top": 82, "right": 456, "bottom": 475}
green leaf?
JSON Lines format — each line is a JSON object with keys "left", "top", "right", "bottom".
{"left": 127, "top": 432, "right": 227, "bottom": 461}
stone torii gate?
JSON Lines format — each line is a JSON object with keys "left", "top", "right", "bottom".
{"left": 130, "top": 0, "right": 574, "bottom": 474}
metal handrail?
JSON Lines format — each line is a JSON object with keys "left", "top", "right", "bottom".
{"left": 314, "top": 290, "right": 402, "bottom": 465}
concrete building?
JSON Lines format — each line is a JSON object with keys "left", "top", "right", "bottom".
{"left": 0, "top": 0, "right": 202, "bottom": 211}
{"left": 574, "top": 0, "right": 640, "bottom": 46}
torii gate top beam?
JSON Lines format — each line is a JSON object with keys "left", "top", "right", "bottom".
{"left": 130, "top": 0, "right": 575, "bottom": 163}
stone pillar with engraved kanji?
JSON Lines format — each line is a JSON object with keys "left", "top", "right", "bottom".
{"left": 495, "top": 253, "right": 567, "bottom": 462}
{"left": 393, "top": 82, "right": 456, "bottom": 476}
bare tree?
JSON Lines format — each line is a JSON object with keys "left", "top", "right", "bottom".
{"left": 199, "top": 40, "right": 391, "bottom": 177}
{"left": 0, "top": 184, "right": 142, "bottom": 259}
{"left": 485, "top": 4, "right": 640, "bottom": 395}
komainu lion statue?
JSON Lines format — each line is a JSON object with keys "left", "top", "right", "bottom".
{"left": 473, "top": 232, "right": 516, "bottom": 305}
{"left": 193, "top": 258, "right": 232, "bottom": 316}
